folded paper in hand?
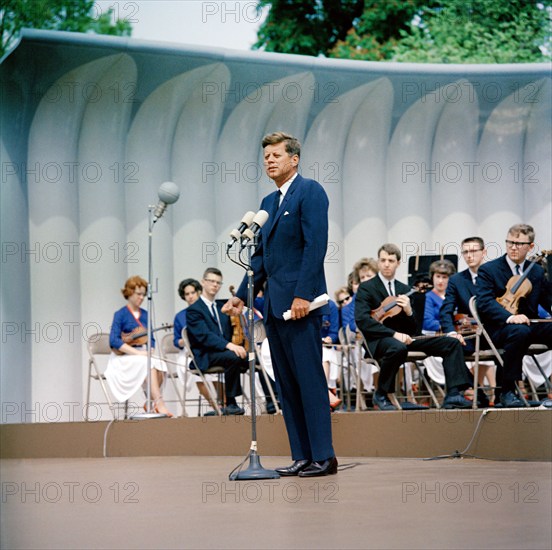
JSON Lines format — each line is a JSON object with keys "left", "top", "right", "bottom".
{"left": 283, "top": 294, "right": 330, "bottom": 321}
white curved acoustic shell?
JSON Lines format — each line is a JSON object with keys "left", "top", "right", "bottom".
{"left": 1, "top": 31, "right": 550, "bottom": 420}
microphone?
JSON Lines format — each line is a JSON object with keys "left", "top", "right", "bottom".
{"left": 227, "top": 211, "right": 256, "bottom": 250}
{"left": 240, "top": 210, "right": 269, "bottom": 248}
{"left": 153, "top": 181, "right": 180, "bottom": 222}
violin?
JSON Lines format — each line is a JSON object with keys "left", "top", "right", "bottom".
{"left": 112, "top": 323, "right": 173, "bottom": 355}
{"left": 453, "top": 313, "right": 477, "bottom": 335}
{"left": 496, "top": 250, "right": 551, "bottom": 315}
{"left": 228, "top": 285, "right": 248, "bottom": 350}
{"left": 371, "top": 281, "right": 432, "bottom": 323}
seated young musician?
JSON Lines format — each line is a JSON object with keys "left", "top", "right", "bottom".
{"left": 476, "top": 224, "right": 552, "bottom": 408}
{"left": 105, "top": 275, "right": 172, "bottom": 416}
{"left": 354, "top": 243, "right": 473, "bottom": 410}
{"left": 185, "top": 267, "right": 246, "bottom": 415}
{"left": 440, "top": 237, "right": 496, "bottom": 405}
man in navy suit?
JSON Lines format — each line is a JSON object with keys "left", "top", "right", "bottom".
{"left": 224, "top": 132, "right": 336, "bottom": 477}
{"left": 355, "top": 243, "right": 473, "bottom": 410}
{"left": 440, "top": 236, "right": 496, "bottom": 405}
{"left": 186, "top": 267, "right": 246, "bottom": 415}
{"left": 476, "top": 224, "right": 552, "bottom": 407}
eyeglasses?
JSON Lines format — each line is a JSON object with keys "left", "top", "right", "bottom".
{"left": 461, "top": 249, "right": 483, "bottom": 256}
{"left": 204, "top": 279, "right": 223, "bottom": 285}
{"left": 338, "top": 296, "right": 351, "bottom": 305}
{"left": 505, "top": 240, "right": 531, "bottom": 248}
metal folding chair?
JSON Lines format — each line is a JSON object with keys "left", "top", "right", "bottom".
{"left": 85, "top": 332, "right": 128, "bottom": 421}
{"left": 180, "top": 328, "right": 223, "bottom": 416}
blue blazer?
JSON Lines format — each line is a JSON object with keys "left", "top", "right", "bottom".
{"left": 476, "top": 254, "right": 552, "bottom": 330}
{"left": 185, "top": 299, "right": 233, "bottom": 372}
{"left": 440, "top": 269, "right": 476, "bottom": 334}
{"left": 237, "top": 174, "right": 329, "bottom": 319}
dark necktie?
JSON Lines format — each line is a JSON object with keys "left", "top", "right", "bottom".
{"left": 515, "top": 264, "right": 521, "bottom": 276}
{"left": 271, "top": 190, "right": 282, "bottom": 220}
{"left": 388, "top": 281, "right": 394, "bottom": 296}
{"left": 211, "top": 303, "right": 222, "bottom": 334}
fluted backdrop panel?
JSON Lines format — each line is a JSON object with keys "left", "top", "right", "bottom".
{"left": 1, "top": 31, "right": 550, "bottom": 420}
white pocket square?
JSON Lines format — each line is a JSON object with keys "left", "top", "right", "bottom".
{"left": 284, "top": 211, "right": 289, "bottom": 216}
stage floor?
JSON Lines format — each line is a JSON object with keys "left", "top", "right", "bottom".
{"left": 1, "top": 456, "right": 550, "bottom": 549}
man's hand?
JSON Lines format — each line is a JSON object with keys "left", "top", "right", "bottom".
{"left": 290, "top": 297, "right": 310, "bottom": 320}
{"left": 226, "top": 342, "right": 247, "bottom": 359}
{"left": 507, "top": 314, "right": 530, "bottom": 325}
{"left": 393, "top": 332, "right": 413, "bottom": 345}
{"left": 448, "top": 331, "right": 466, "bottom": 345}
{"left": 395, "top": 295, "right": 413, "bottom": 316}
{"left": 222, "top": 296, "right": 245, "bottom": 316}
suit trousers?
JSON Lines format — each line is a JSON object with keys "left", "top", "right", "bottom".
{"left": 265, "top": 313, "right": 334, "bottom": 462}
{"left": 370, "top": 335, "right": 472, "bottom": 394}
{"left": 488, "top": 322, "right": 552, "bottom": 391}
{"left": 205, "top": 350, "right": 245, "bottom": 400}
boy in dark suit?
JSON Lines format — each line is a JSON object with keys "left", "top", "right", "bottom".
{"left": 186, "top": 267, "right": 245, "bottom": 415}
{"left": 355, "top": 243, "right": 473, "bottom": 410}
{"left": 224, "top": 132, "right": 336, "bottom": 477}
{"left": 476, "top": 224, "right": 552, "bottom": 407}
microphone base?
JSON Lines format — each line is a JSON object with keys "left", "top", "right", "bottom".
{"left": 130, "top": 412, "right": 168, "bottom": 420}
{"left": 229, "top": 451, "right": 280, "bottom": 480}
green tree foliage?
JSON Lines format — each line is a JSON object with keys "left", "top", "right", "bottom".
{"left": 1, "top": 0, "right": 132, "bottom": 58}
{"left": 331, "top": 0, "right": 429, "bottom": 60}
{"left": 253, "top": 0, "right": 365, "bottom": 56}
{"left": 391, "top": 0, "right": 552, "bottom": 63}
{"left": 256, "top": 0, "right": 552, "bottom": 63}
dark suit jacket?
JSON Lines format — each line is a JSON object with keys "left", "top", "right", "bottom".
{"left": 355, "top": 277, "right": 419, "bottom": 343}
{"left": 440, "top": 269, "right": 475, "bottom": 334}
{"left": 186, "top": 298, "right": 232, "bottom": 372}
{"left": 476, "top": 254, "right": 552, "bottom": 331}
{"left": 236, "top": 173, "right": 329, "bottom": 318}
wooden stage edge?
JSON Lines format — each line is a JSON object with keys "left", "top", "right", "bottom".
{"left": 1, "top": 408, "right": 551, "bottom": 461}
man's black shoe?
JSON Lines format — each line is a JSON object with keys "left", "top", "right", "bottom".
{"left": 443, "top": 393, "right": 472, "bottom": 409}
{"left": 266, "top": 401, "right": 277, "bottom": 414}
{"left": 275, "top": 460, "right": 311, "bottom": 476}
{"left": 222, "top": 404, "right": 245, "bottom": 415}
{"left": 298, "top": 457, "right": 338, "bottom": 477}
{"left": 372, "top": 392, "right": 397, "bottom": 411}
{"left": 500, "top": 391, "right": 526, "bottom": 408}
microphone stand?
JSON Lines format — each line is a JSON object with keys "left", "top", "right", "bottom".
{"left": 132, "top": 205, "right": 166, "bottom": 420}
{"left": 229, "top": 236, "right": 279, "bottom": 480}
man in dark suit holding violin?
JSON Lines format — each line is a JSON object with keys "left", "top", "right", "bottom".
{"left": 223, "top": 132, "right": 336, "bottom": 477}
{"left": 476, "top": 224, "right": 552, "bottom": 408}
{"left": 355, "top": 243, "right": 473, "bottom": 410}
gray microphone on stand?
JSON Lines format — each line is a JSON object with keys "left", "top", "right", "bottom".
{"left": 227, "top": 211, "right": 256, "bottom": 251}
{"left": 153, "top": 181, "right": 180, "bottom": 223}
{"left": 240, "top": 210, "right": 269, "bottom": 248}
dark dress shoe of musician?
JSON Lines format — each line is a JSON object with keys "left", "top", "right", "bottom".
{"left": 275, "top": 460, "right": 311, "bottom": 476}
{"left": 222, "top": 404, "right": 245, "bottom": 415}
{"left": 266, "top": 401, "right": 277, "bottom": 414}
{"left": 500, "top": 391, "right": 526, "bottom": 408}
{"left": 372, "top": 391, "right": 397, "bottom": 411}
{"left": 442, "top": 393, "right": 473, "bottom": 409}
{"left": 298, "top": 457, "right": 338, "bottom": 478}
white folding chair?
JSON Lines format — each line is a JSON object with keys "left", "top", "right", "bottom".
{"left": 85, "top": 333, "right": 128, "bottom": 421}
{"left": 158, "top": 333, "right": 189, "bottom": 417}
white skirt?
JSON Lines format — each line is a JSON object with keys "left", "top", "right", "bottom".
{"left": 104, "top": 351, "right": 167, "bottom": 402}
